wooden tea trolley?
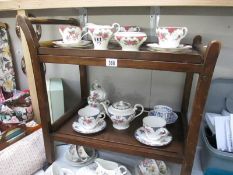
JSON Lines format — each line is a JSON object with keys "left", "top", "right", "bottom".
{"left": 17, "top": 15, "right": 221, "bottom": 175}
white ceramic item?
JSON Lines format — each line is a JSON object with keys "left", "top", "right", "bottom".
{"left": 59, "top": 25, "right": 87, "bottom": 44}
{"left": 45, "top": 163, "right": 74, "bottom": 175}
{"left": 134, "top": 127, "right": 172, "bottom": 147}
{"left": 53, "top": 40, "right": 91, "bottom": 48}
{"left": 78, "top": 113, "right": 105, "bottom": 130}
{"left": 67, "top": 144, "right": 89, "bottom": 162}
{"left": 78, "top": 105, "right": 104, "bottom": 119}
{"left": 95, "top": 158, "right": 128, "bottom": 175}
{"left": 156, "top": 27, "right": 188, "bottom": 48}
{"left": 147, "top": 43, "right": 192, "bottom": 52}
{"left": 120, "top": 26, "right": 140, "bottom": 32}
{"left": 114, "top": 32, "right": 147, "bottom": 51}
{"left": 72, "top": 120, "right": 106, "bottom": 134}
{"left": 148, "top": 105, "right": 178, "bottom": 124}
{"left": 143, "top": 116, "right": 169, "bottom": 141}
{"left": 87, "top": 81, "right": 110, "bottom": 111}
{"left": 76, "top": 161, "right": 132, "bottom": 175}
{"left": 85, "top": 23, "right": 120, "bottom": 50}
{"left": 135, "top": 159, "right": 170, "bottom": 175}
{"left": 101, "top": 101, "right": 144, "bottom": 130}
{"left": 65, "top": 145, "right": 97, "bottom": 166}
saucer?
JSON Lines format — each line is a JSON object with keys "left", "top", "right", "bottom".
{"left": 76, "top": 161, "right": 132, "bottom": 175}
{"left": 147, "top": 43, "right": 192, "bottom": 52}
{"left": 134, "top": 127, "right": 172, "bottom": 147}
{"left": 72, "top": 120, "right": 106, "bottom": 134}
{"left": 65, "top": 149, "right": 97, "bottom": 167}
{"left": 53, "top": 40, "right": 92, "bottom": 48}
{"left": 148, "top": 111, "right": 178, "bottom": 124}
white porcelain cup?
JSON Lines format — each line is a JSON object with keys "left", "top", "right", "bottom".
{"left": 139, "top": 159, "right": 160, "bottom": 175}
{"left": 95, "top": 158, "right": 128, "bottom": 175}
{"left": 114, "top": 32, "right": 147, "bottom": 51}
{"left": 156, "top": 27, "right": 188, "bottom": 48}
{"left": 59, "top": 25, "right": 87, "bottom": 44}
{"left": 143, "top": 116, "right": 168, "bottom": 141}
{"left": 79, "top": 114, "right": 105, "bottom": 130}
{"left": 68, "top": 144, "right": 90, "bottom": 162}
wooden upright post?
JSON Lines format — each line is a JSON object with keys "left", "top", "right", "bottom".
{"left": 17, "top": 10, "right": 41, "bottom": 123}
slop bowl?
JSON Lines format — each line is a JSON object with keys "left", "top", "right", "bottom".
{"left": 114, "top": 32, "right": 147, "bottom": 51}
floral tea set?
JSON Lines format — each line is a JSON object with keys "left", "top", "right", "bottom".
{"left": 54, "top": 22, "right": 189, "bottom": 52}
{"left": 72, "top": 81, "right": 178, "bottom": 147}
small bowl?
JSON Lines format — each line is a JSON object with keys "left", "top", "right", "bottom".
{"left": 148, "top": 105, "right": 178, "bottom": 124}
{"left": 114, "top": 32, "right": 147, "bottom": 51}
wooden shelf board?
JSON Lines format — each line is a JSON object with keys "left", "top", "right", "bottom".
{"left": 38, "top": 45, "right": 203, "bottom": 64}
{"left": 1, "top": 0, "right": 233, "bottom": 11}
{"left": 52, "top": 111, "right": 185, "bottom": 163}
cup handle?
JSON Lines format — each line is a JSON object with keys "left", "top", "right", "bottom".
{"left": 76, "top": 146, "right": 89, "bottom": 161}
{"left": 96, "top": 112, "right": 106, "bottom": 123}
{"left": 136, "top": 26, "right": 140, "bottom": 32}
{"left": 134, "top": 104, "right": 144, "bottom": 119}
{"left": 118, "top": 165, "right": 128, "bottom": 175}
{"left": 112, "top": 23, "right": 121, "bottom": 33}
{"left": 181, "top": 27, "right": 188, "bottom": 39}
{"left": 145, "top": 127, "right": 168, "bottom": 141}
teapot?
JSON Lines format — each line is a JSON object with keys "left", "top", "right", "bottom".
{"left": 85, "top": 23, "right": 120, "bottom": 50}
{"left": 101, "top": 101, "right": 144, "bottom": 130}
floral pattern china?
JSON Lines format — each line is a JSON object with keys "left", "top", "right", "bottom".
{"left": 101, "top": 101, "right": 144, "bottom": 130}
{"left": 72, "top": 119, "right": 106, "bottom": 134}
{"left": 134, "top": 127, "right": 172, "bottom": 146}
{"left": 156, "top": 27, "right": 188, "bottom": 48}
{"left": 114, "top": 32, "right": 147, "bottom": 51}
{"left": 135, "top": 159, "right": 170, "bottom": 175}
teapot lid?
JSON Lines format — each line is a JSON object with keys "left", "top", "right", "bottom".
{"left": 112, "top": 101, "right": 131, "bottom": 110}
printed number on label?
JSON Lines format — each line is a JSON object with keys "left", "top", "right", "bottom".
{"left": 106, "top": 58, "right": 117, "bottom": 67}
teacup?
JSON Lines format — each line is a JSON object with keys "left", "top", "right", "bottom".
{"left": 78, "top": 114, "right": 105, "bottom": 130}
{"left": 143, "top": 116, "right": 168, "bottom": 141}
{"left": 78, "top": 105, "right": 103, "bottom": 118}
{"left": 85, "top": 23, "right": 120, "bottom": 50}
{"left": 78, "top": 106, "right": 105, "bottom": 130}
{"left": 156, "top": 27, "right": 188, "bottom": 48}
{"left": 67, "top": 144, "right": 90, "bottom": 162}
{"left": 139, "top": 159, "right": 160, "bottom": 175}
{"left": 95, "top": 158, "right": 128, "bottom": 175}
{"left": 120, "top": 25, "right": 140, "bottom": 32}
{"left": 59, "top": 25, "right": 86, "bottom": 44}
{"left": 114, "top": 32, "right": 147, "bottom": 51}
{"left": 149, "top": 105, "right": 173, "bottom": 124}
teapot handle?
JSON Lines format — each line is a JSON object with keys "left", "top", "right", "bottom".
{"left": 111, "top": 23, "right": 121, "bottom": 33}
{"left": 133, "top": 104, "right": 144, "bottom": 119}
